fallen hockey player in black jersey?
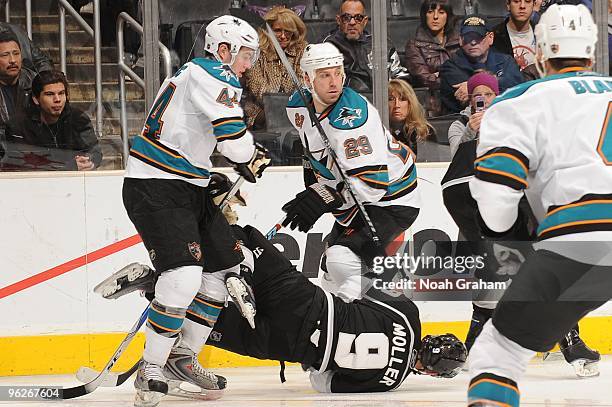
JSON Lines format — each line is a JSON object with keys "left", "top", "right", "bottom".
{"left": 96, "top": 173, "right": 467, "bottom": 396}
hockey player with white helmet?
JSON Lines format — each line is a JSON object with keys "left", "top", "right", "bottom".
{"left": 467, "top": 5, "right": 612, "bottom": 406}
{"left": 282, "top": 43, "right": 420, "bottom": 301}
{"left": 122, "top": 15, "right": 270, "bottom": 407}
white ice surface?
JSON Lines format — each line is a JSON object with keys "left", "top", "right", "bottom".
{"left": 1, "top": 356, "right": 611, "bottom": 406}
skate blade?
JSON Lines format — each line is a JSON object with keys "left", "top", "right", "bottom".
{"left": 134, "top": 389, "right": 165, "bottom": 407}
{"left": 167, "top": 380, "right": 224, "bottom": 401}
{"left": 94, "top": 263, "right": 150, "bottom": 299}
{"left": 572, "top": 359, "right": 600, "bottom": 378}
{"left": 226, "top": 277, "right": 256, "bottom": 329}
{"left": 542, "top": 351, "right": 564, "bottom": 362}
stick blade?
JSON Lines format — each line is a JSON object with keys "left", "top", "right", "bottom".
{"left": 76, "top": 366, "right": 119, "bottom": 387}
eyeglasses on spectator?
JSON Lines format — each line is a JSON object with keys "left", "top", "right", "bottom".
{"left": 339, "top": 13, "right": 366, "bottom": 23}
{"left": 272, "top": 28, "right": 295, "bottom": 37}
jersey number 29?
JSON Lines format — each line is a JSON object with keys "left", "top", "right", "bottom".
{"left": 335, "top": 332, "right": 389, "bottom": 369}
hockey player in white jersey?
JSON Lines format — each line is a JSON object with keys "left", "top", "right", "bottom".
{"left": 122, "top": 15, "right": 270, "bottom": 407}
{"left": 466, "top": 5, "right": 612, "bottom": 406}
{"left": 281, "top": 43, "right": 420, "bottom": 302}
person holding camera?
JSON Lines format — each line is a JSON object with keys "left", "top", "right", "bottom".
{"left": 447, "top": 71, "right": 498, "bottom": 158}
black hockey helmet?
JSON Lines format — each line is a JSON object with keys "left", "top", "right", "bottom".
{"left": 208, "top": 172, "right": 246, "bottom": 206}
{"left": 418, "top": 333, "right": 467, "bottom": 378}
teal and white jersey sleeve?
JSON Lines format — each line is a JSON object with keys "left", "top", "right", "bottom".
{"left": 125, "top": 58, "right": 254, "bottom": 187}
{"left": 470, "top": 70, "right": 612, "bottom": 240}
{"left": 189, "top": 59, "right": 254, "bottom": 164}
{"left": 287, "top": 88, "right": 419, "bottom": 226}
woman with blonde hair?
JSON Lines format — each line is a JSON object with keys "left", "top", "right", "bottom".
{"left": 388, "top": 79, "right": 433, "bottom": 157}
{"left": 243, "top": 6, "right": 307, "bottom": 129}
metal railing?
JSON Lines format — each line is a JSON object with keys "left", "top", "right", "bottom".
{"left": 4, "top": 0, "right": 32, "bottom": 38}
{"left": 57, "top": 0, "right": 102, "bottom": 137}
{"left": 117, "top": 11, "right": 172, "bottom": 162}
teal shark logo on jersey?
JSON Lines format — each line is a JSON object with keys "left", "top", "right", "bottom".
{"left": 214, "top": 64, "right": 237, "bottom": 81}
{"left": 334, "top": 107, "right": 362, "bottom": 126}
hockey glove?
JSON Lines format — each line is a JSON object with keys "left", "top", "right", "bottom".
{"left": 281, "top": 183, "right": 343, "bottom": 232}
{"left": 230, "top": 143, "right": 271, "bottom": 183}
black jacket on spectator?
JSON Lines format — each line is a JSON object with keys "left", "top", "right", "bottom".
{"left": 0, "top": 23, "right": 53, "bottom": 73}
{"left": 322, "top": 28, "right": 397, "bottom": 93}
{"left": 0, "top": 66, "right": 35, "bottom": 127}
{"left": 6, "top": 102, "right": 102, "bottom": 170}
{"left": 492, "top": 18, "right": 539, "bottom": 81}
{"left": 439, "top": 48, "right": 523, "bottom": 113}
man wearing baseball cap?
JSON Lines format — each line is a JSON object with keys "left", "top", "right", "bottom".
{"left": 439, "top": 14, "right": 523, "bottom": 113}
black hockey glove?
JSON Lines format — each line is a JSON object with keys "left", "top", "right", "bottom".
{"left": 281, "top": 183, "right": 343, "bottom": 232}
{"left": 230, "top": 143, "right": 271, "bottom": 183}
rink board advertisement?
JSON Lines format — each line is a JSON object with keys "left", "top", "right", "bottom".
{"left": 0, "top": 166, "right": 611, "bottom": 375}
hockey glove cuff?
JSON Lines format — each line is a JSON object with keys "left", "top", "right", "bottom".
{"left": 281, "top": 183, "right": 343, "bottom": 232}
{"left": 230, "top": 143, "right": 271, "bottom": 183}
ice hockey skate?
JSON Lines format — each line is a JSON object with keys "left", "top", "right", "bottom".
{"left": 164, "top": 343, "right": 226, "bottom": 400}
{"left": 94, "top": 263, "right": 154, "bottom": 300}
{"left": 133, "top": 360, "right": 168, "bottom": 407}
{"left": 225, "top": 271, "right": 256, "bottom": 329}
{"left": 560, "top": 329, "right": 600, "bottom": 378}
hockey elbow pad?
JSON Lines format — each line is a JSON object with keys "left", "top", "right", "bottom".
{"left": 230, "top": 143, "right": 271, "bottom": 183}
{"left": 281, "top": 183, "right": 344, "bottom": 232}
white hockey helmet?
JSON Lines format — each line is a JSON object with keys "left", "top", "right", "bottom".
{"left": 204, "top": 15, "right": 260, "bottom": 66}
{"left": 300, "top": 43, "right": 345, "bottom": 87}
{"left": 534, "top": 4, "right": 597, "bottom": 64}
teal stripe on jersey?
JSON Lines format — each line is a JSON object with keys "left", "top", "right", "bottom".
{"left": 358, "top": 170, "right": 389, "bottom": 185}
{"left": 308, "top": 157, "right": 336, "bottom": 180}
{"left": 191, "top": 58, "right": 241, "bottom": 88}
{"left": 492, "top": 71, "right": 604, "bottom": 106}
{"left": 468, "top": 380, "right": 519, "bottom": 407}
{"left": 131, "top": 135, "right": 210, "bottom": 179}
{"left": 475, "top": 155, "right": 527, "bottom": 183}
{"left": 386, "top": 166, "right": 417, "bottom": 197}
{"left": 537, "top": 201, "right": 612, "bottom": 237}
{"left": 333, "top": 206, "right": 358, "bottom": 224}
{"left": 148, "top": 307, "right": 184, "bottom": 333}
{"left": 213, "top": 120, "right": 246, "bottom": 140}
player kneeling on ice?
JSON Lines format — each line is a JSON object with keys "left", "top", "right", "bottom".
{"left": 282, "top": 43, "right": 420, "bottom": 302}
{"left": 120, "top": 14, "right": 270, "bottom": 407}
{"left": 98, "top": 172, "right": 467, "bottom": 394}
{"left": 466, "top": 5, "right": 612, "bottom": 406}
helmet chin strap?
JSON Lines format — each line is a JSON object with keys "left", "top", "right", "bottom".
{"left": 535, "top": 56, "right": 547, "bottom": 78}
{"left": 306, "top": 70, "right": 346, "bottom": 112}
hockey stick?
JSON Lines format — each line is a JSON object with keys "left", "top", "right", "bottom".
{"left": 219, "top": 175, "right": 245, "bottom": 211}
{"left": 76, "top": 357, "right": 139, "bottom": 387}
{"left": 231, "top": 9, "right": 381, "bottom": 248}
{"left": 60, "top": 305, "right": 149, "bottom": 398}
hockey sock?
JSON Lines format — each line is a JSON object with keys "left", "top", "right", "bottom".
{"left": 465, "top": 304, "right": 494, "bottom": 352}
{"left": 144, "top": 300, "right": 187, "bottom": 366}
{"left": 468, "top": 373, "right": 519, "bottom": 407}
{"left": 181, "top": 294, "right": 224, "bottom": 353}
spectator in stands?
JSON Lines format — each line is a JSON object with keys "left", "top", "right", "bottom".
{"left": 388, "top": 79, "right": 433, "bottom": 157}
{"left": 447, "top": 71, "right": 498, "bottom": 158}
{"left": 405, "top": 0, "right": 460, "bottom": 90}
{"left": 243, "top": 6, "right": 307, "bottom": 130}
{"left": 0, "top": 31, "right": 35, "bottom": 132}
{"left": 439, "top": 15, "right": 523, "bottom": 113}
{"left": 5, "top": 70, "right": 102, "bottom": 171}
{"left": 492, "top": 0, "right": 539, "bottom": 81}
{"left": 0, "top": 23, "right": 52, "bottom": 73}
{"left": 322, "top": 0, "right": 409, "bottom": 92}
